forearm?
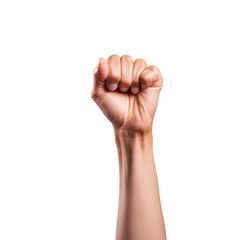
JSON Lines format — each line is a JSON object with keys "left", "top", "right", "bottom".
{"left": 115, "top": 129, "right": 166, "bottom": 240}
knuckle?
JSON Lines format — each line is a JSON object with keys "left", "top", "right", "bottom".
{"left": 148, "top": 65, "right": 158, "bottom": 72}
{"left": 149, "top": 65, "right": 163, "bottom": 81}
{"left": 121, "top": 55, "right": 133, "bottom": 63}
{"left": 134, "top": 58, "right": 146, "bottom": 66}
{"left": 108, "top": 54, "right": 120, "bottom": 61}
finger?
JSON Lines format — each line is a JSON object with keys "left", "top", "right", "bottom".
{"left": 118, "top": 55, "right": 133, "bottom": 92}
{"left": 139, "top": 65, "right": 163, "bottom": 90}
{"left": 106, "top": 55, "right": 121, "bottom": 91}
{"left": 132, "top": 59, "right": 147, "bottom": 94}
{"left": 91, "top": 57, "right": 109, "bottom": 100}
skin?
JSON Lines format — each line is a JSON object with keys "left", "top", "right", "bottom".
{"left": 91, "top": 55, "right": 166, "bottom": 240}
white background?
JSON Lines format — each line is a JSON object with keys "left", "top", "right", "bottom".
{"left": 0, "top": 0, "right": 240, "bottom": 239}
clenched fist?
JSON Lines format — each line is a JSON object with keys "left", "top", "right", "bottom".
{"left": 91, "top": 55, "right": 163, "bottom": 135}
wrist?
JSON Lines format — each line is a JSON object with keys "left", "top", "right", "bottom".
{"left": 114, "top": 127, "right": 153, "bottom": 140}
{"left": 114, "top": 127, "right": 153, "bottom": 159}
{"left": 114, "top": 127, "right": 154, "bottom": 179}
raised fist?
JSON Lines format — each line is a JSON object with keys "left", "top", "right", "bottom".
{"left": 91, "top": 55, "right": 163, "bottom": 135}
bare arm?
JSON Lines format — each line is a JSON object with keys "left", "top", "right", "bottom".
{"left": 115, "top": 130, "right": 166, "bottom": 240}
{"left": 91, "top": 55, "right": 166, "bottom": 240}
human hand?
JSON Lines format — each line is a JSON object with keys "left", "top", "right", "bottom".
{"left": 91, "top": 55, "right": 163, "bottom": 135}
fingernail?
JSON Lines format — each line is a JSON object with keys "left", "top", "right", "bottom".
{"left": 131, "top": 87, "right": 139, "bottom": 94}
{"left": 119, "top": 86, "right": 129, "bottom": 92}
{"left": 93, "top": 66, "right": 98, "bottom": 74}
{"left": 141, "top": 83, "right": 147, "bottom": 89}
{"left": 108, "top": 83, "right": 118, "bottom": 91}
{"left": 94, "top": 58, "right": 102, "bottom": 74}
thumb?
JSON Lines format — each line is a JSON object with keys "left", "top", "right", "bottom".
{"left": 94, "top": 57, "right": 109, "bottom": 85}
{"left": 91, "top": 57, "right": 109, "bottom": 101}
